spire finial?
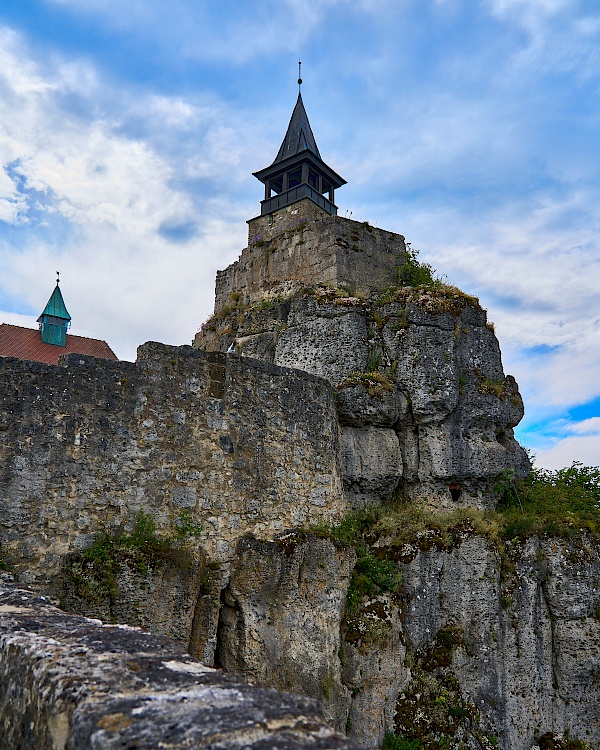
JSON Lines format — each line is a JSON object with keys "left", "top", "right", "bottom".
{"left": 298, "top": 59, "right": 302, "bottom": 92}
{"left": 56, "top": 270, "right": 60, "bottom": 286}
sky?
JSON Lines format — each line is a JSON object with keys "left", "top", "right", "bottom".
{"left": 0, "top": 0, "right": 599, "bottom": 470}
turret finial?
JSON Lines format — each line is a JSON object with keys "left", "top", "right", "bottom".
{"left": 56, "top": 270, "right": 60, "bottom": 286}
{"left": 298, "top": 60, "right": 302, "bottom": 92}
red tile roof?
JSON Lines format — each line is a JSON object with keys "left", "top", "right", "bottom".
{"left": 0, "top": 324, "right": 118, "bottom": 365}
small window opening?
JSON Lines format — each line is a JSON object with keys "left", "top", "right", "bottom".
{"left": 449, "top": 483, "right": 462, "bottom": 501}
{"left": 288, "top": 169, "right": 302, "bottom": 189}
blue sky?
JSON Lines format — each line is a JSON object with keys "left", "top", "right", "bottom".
{"left": 0, "top": 0, "right": 599, "bottom": 469}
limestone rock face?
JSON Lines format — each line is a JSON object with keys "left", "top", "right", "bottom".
{"left": 197, "top": 286, "right": 530, "bottom": 508}
{"left": 341, "top": 594, "right": 409, "bottom": 748}
{"left": 208, "top": 533, "right": 600, "bottom": 750}
{"left": 398, "top": 535, "right": 600, "bottom": 750}
{"left": 340, "top": 425, "right": 402, "bottom": 505}
{"left": 60, "top": 549, "right": 212, "bottom": 653}
{"left": 217, "top": 534, "right": 355, "bottom": 731}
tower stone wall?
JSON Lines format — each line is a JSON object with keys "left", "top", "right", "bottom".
{"left": 214, "top": 200, "right": 406, "bottom": 314}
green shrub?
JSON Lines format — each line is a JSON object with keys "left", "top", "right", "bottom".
{"left": 366, "top": 352, "right": 382, "bottom": 372}
{"left": 346, "top": 554, "right": 402, "bottom": 612}
{"left": 65, "top": 509, "right": 203, "bottom": 606}
{"left": 397, "top": 245, "right": 438, "bottom": 288}
{"left": 383, "top": 734, "right": 422, "bottom": 750}
{"left": 496, "top": 462, "right": 600, "bottom": 540}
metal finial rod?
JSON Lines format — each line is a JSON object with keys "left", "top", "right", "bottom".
{"left": 298, "top": 60, "right": 302, "bottom": 91}
{"left": 56, "top": 270, "right": 60, "bottom": 285}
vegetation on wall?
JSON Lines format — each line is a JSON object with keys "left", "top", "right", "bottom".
{"left": 396, "top": 243, "right": 439, "bottom": 288}
{"left": 63, "top": 509, "right": 203, "bottom": 607}
{"left": 337, "top": 370, "right": 395, "bottom": 398}
{"left": 311, "top": 507, "right": 403, "bottom": 648}
{"left": 390, "top": 624, "right": 487, "bottom": 750}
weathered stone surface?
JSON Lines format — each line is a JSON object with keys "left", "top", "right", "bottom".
{"left": 274, "top": 304, "right": 368, "bottom": 384}
{"left": 0, "top": 579, "right": 358, "bottom": 750}
{"left": 199, "top": 529, "right": 600, "bottom": 750}
{"left": 214, "top": 200, "right": 405, "bottom": 314}
{"left": 0, "top": 344, "right": 345, "bottom": 600}
{"left": 336, "top": 385, "right": 408, "bottom": 428}
{"left": 399, "top": 535, "right": 600, "bottom": 750}
{"left": 217, "top": 534, "right": 355, "bottom": 732}
{"left": 341, "top": 595, "right": 409, "bottom": 748}
{"left": 340, "top": 425, "right": 402, "bottom": 505}
{"left": 60, "top": 549, "right": 211, "bottom": 651}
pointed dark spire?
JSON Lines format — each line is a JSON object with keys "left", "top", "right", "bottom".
{"left": 273, "top": 93, "right": 321, "bottom": 164}
{"left": 252, "top": 79, "right": 346, "bottom": 217}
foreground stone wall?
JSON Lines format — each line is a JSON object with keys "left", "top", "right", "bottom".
{"left": 0, "top": 579, "right": 357, "bottom": 750}
{"left": 0, "top": 343, "right": 345, "bottom": 594}
{"left": 214, "top": 200, "right": 405, "bottom": 314}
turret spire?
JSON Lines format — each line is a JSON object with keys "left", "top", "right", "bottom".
{"left": 252, "top": 72, "right": 346, "bottom": 217}
{"left": 37, "top": 275, "right": 71, "bottom": 347}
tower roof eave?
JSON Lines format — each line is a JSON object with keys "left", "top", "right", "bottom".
{"left": 253, "top": 149, "right": 346, "bottom": 188}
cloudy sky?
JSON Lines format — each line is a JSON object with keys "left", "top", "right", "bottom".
{"left": 0, "top": 0, "right": 599, "bottom": 469}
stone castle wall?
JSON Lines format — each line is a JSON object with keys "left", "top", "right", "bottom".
{"left": 0, "top": 342, "right": 345, "bottom": 593}
{"left": 214, "top": 200, "right": 406, "bottom": 313}
{"left": 0, "top": 580, "right": 356, "bottom": 750}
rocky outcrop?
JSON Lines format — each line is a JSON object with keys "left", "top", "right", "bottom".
{"left": 217, "top": 534, "right": 356, "bottom": 730}
{"left": 0, "top": 578, "right": 357, "bottom": 750}
{"left": 206, "top": 531, "right": 600, "bottom": 750}
{"left": 197, "top": 285, "right": 530, "bottom": 509}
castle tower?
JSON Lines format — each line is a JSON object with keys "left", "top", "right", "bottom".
{"left": 252, "top": 89, "right": 346, "bottom": 217}
{"left": 207, "top": 73, "right": 406, "bottom": 316}
{"left": 37, "top": 277, "right": 71, "bottom": 347}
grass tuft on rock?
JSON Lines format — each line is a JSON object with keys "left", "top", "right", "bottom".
{"left": 64, "top": 509, "right": 203, "bottom": 606}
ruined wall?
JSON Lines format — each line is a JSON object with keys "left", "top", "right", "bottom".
{"left": 0, "top": 578, "right": 357, "bottom": 750}
{"left": 0, "top": 343, "right": 345, "bottom": 596}
{"left": 214, "top": 200, "right": 405, "bottom": 314}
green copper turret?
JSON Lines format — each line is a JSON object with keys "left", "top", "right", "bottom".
{"left": 37, "top": 281, "right": 71, "bottom": 347}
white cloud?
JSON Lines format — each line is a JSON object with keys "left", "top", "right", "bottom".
{"left": 571, "top": 417, "right": 600, "bottom": 435}
{"left": 535, "top": 434, "right": 600, "bottom": 469}
{"left": 0, "top": 27, "right": 256, "bottom": 361}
